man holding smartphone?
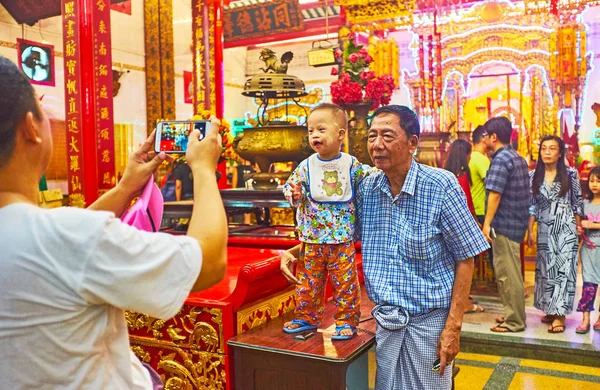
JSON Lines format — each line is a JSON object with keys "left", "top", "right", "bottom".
{"left": 482, "top": 117, "right": 530, "bottom": 333}
{"left": 0, "top": 57, "right": 228, "bottom": 389}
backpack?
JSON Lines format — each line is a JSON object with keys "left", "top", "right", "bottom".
{"left": 161, "top": 173, "right": 176, "bottom": 202}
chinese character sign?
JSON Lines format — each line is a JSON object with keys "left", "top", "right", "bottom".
{"left": 94, "top": 0, "right": 115, "bottom": 191}
{"left": 62, "top": 0, "right": 85, "bottom": 205}
{"left": 223, "top": 0, "right": 303, "bottom": 43}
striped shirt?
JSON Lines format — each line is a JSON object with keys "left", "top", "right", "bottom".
{"left": 355, "top": 160, "right": 489, "bottom": 315}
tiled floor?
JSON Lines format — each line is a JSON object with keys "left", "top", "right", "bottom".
{"left": 366, "top": 351, "right": 600, "bottom": 389}
{"left": 462, "top": 268, "right": 600, "bottom": 351}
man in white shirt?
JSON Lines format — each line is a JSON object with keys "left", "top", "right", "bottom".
{"left": 0, "top": 56, "right": 228, "bottom": 389}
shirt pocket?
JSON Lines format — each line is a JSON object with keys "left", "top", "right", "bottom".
{"left": 398, "top": 223, "right": 441, "bottom": 273}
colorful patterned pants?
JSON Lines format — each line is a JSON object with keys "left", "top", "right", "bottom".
{"left": 294, "top": 241, "right": 361, "bottom": 327}
{"left": 576, "top": 282, "right": 598, "bottom": 312}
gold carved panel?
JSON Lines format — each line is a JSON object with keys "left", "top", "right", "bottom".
{"left": 126, "top": 306, "right": 225, "bottom": 354}
{"left": 237, "top": 289, "right": 296, "bottom": 333}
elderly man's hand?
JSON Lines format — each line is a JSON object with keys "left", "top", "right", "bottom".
{"left": 118, "top": 130, "right": 168, "bottom": 197}
{"left": 436, "top": 325, "right": 460, "bottom": 377}
{"left": 280, "top": 251, "right": 299, "bottom": 284}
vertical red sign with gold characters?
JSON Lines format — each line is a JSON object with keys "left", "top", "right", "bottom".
{"left": 94, "top": 0, "right": 115, "bottom": 193}
{"left": 62, "top": 0, "right": 86, "bottom": 208}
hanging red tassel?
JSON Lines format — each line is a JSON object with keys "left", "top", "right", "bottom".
{"left": 550, "top": 0, "right": 559, "bottom": 16}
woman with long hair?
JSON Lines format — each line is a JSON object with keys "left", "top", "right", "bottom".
{"left": 444, "top": 139, "right": 483, "bottom": 314}
{"left": 527, "top": 135, "right": 583, "bottom": 333}
{"left": 444, "top": 139, "right": 476, "bottom": 217}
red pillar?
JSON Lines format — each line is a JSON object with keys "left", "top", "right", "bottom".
{"left": 62, "top": 0, "right": 115, "bottom": 206}
{"left": 193, "top": 0, "right": 227, "bottom": 188}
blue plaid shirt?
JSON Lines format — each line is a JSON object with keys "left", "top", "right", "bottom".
{"left": 355, "top": 160, "right": 489, "bottom": 315}
{"left": 485, "top": 145, "right": 530, "bottom": 243}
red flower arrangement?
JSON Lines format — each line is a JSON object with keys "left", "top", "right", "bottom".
{"left": 330, "top": 33, "right": 396, "bottom": 110}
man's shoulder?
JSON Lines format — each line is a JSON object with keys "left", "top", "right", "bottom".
{"left": 417, "top": 163, "right": 457, "bottom": 187}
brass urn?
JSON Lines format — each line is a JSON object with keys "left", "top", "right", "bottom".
{"left": 233, "top": 50, "right": 313, "bottom": 189}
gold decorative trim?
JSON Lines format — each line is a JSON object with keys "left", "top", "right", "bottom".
{"left": 237, "top": 288, "right": 296, "bottom": 333}
{"left": 0, "top": 40, "right": 16, "bottom": 49}
{"left": 129, "top": 338, "right": 226, "bottom": 390}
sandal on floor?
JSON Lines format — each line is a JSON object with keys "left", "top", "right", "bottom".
{"left": 575, "top": 324, "right": 590, "bottom": 334}
{"left": 541, "top": 315, "right": 554, "bottom": 324}
{"left": 495, "top": 317, "right": 505, "bottom": 324}
{"left": 283, "top": 319, "right": 317, "bottom": 334}
{"left": 465, "top": 304, "right": 485, "bottom": 314}
{"left": 548, "top": 325, "right": 565, "bottom": 334}
{"left": 490, "top": 325, "right": 514, "bottom": 333}
{"left": 593, "top": 322, "right": 600, "bottom": 331}
{"left": 331, "top": 324, "right": 357, "bottom": 340}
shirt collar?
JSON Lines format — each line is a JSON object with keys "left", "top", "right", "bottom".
{"left": 375, "top": 159, "right": 419, "bottom": 197}
{"left": 491, "top": 144, "right": 512, "bottom": 159}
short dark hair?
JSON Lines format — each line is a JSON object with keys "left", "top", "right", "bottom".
{"left": 484, "top": 116, "right": 512, "bottom": 145}
{"left": 472, "top": 125, "right": 486, "bottom": 144}
{"left": 371, "top": 105, "right": 420, "bottom": 139}
{"left": 310, "top": 102, "right": 348, "bottom": 130}
{"left": 0, "top": 56, "right": 41, "bottom": 166}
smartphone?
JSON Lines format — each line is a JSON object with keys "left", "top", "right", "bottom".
{"left": 432, "top": 357, "right": 441, "bottom": 372}
{"left": 154, "top": 120, "right": 209, "bottom": 153}
{"left": 490, "top": 227, "right": 497, "bottom": 239}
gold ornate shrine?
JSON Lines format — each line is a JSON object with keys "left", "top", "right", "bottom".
{"left": 406, "top": 0, "right": 591, "bottom": 160}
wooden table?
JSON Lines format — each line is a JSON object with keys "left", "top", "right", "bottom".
{"left": 228, "top": 289, "right": 376, "bottom": 390}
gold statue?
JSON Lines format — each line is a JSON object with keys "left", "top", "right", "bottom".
{"left": 593, "top": 102, "right": 600, "bottom": 127}
{"left": 259, "top": 48, "right": 294, "bottom": 74}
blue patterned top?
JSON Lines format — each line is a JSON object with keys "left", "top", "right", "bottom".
{"left": 485, "top": 145, "right": 530, "bottom": 242}
{"left": 355, "top": 160, "right": 490, "bottom": 315}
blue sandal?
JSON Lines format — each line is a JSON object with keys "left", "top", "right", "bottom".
{"left": 331, "top": 324, "right": 357, "bottom": 340}
{"left": 283, "top": 319, "right": 318, "bottom": 334}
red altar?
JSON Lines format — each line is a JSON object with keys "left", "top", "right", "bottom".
{"left": 127, "top": 192, "right": 363, "bottom": 389}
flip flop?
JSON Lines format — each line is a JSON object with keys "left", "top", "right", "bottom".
{"left": 541, "top": 315, "right": 554, "bottom": 324}
{"left": 465, "top": 304, "right": 485, "bottom": 314}
{"left": 575, "top": 324, "right": 590, "bottom": 334}
{"left": 593, "top": 322, "right": 600, "bottom": 331}
{"left": 331, "top": 324, "right": 357, "bottom": 340}
{"left": 490, "top": 325, "right": 514, "bottom": 333}
{"left": 283, "top": 319, "right": 317, "bottom": 334}
{"left": 548, "top": 325, "right": 565, "bottom": 334}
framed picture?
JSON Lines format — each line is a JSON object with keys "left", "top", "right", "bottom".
{"left": 17, "top": 39, "right": 55, "bottom": 86}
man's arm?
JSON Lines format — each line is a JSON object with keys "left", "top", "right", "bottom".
{"left": 176, "top": 180, "right": 182, "bottom": 201}
{"left": 437, "top": 257, "right": 473, "bottom": 376}
{"left": 483, "top": 191, "right": 501, "bottom": 241}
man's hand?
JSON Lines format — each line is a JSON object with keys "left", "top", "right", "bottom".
{"left": 577, "top": 225, "right": 584, "bottom": 235}
{"left": 186, "top": 116, "right": 222, "bottom": 172}
{"left": 118, "top": 130, "right": 168, "bottom": 198}
{"left": 581, "top": 220, "right": 592, "bottom": 229}
{"left": 280, "top": 251, "right": 299, "bottom": 284}
{"left": 436, "top": 325, "right": 461, "bottom": 377}
{"left": 291, "top": 182, "right": 302, "bottom": 201}
{"left": 482, "top": 224, "right": 492, "bottom": 243}
{"left": 527, "top": 230, "right": 535, "bottom": 247}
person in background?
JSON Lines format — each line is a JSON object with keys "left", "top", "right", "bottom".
{"left": 483, "top": 116, "right": 530, "bottom": 333}
{"left": 444, "top": 139, "right": 485, "bottom": 314}
{"left": 174, "top": 157, "right": 194, "bottom": 201}
{"left": 576, "top": 166, "right": 600, "bottom": 334}
{"left": 528, "top": 135, "right": 582, "bottom": 333}
{"left": 0, "top": 56, "right": 228, "bottom": 389}
{"left": 469, "top": 125, "right": 491, "bottom": 226}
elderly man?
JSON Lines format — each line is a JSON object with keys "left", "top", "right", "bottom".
{"left": 356, "top": 105, "right": 489, "bottom": 389}
{"left": 0, "top": 56, "right": 227, "bottom": 388}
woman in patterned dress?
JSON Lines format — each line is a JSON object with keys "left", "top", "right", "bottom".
{"left": 527, "top": 136, "right": 583, "bottom": 333}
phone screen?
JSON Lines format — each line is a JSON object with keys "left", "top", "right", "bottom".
{"left": 155, "top": 120, "right": 208, "bottom": 153}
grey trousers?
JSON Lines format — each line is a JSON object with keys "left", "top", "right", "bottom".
{"left": 492, "top": 233, "right": 526, "bottom": 331}
{"left": 374, "top": 308, "right": 452, "bottom": 390}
